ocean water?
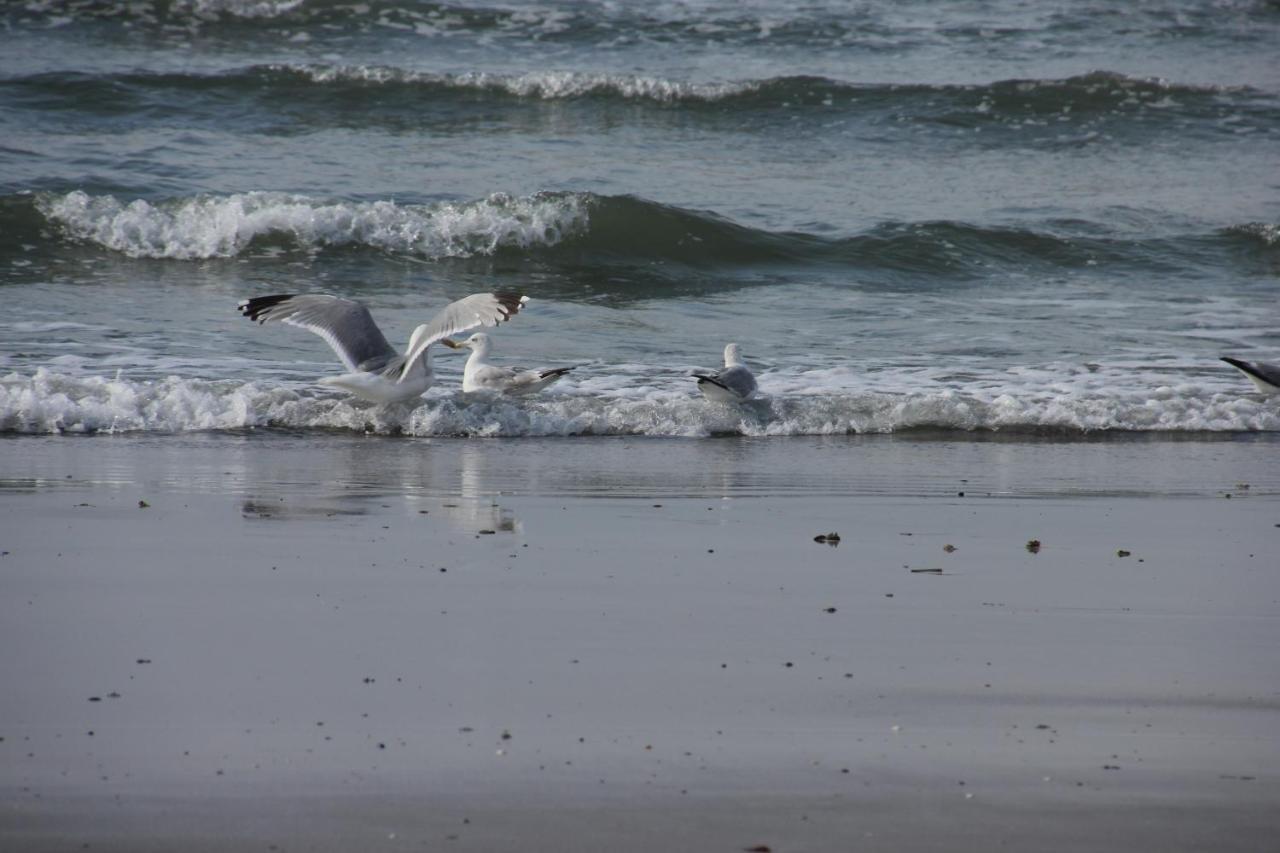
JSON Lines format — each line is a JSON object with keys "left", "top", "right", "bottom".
{"left": 1, "top": 0, "right": 1278, "bottom": 436}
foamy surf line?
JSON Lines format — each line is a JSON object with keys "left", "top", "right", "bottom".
{"left": 2, "top": 370, "right": 1275, "bottom": 436}
{"left": 291, "top": 65, "right": 759, "bottom": 102}
{"left": 35, "top": 190, "right": 588, "bottom": 260}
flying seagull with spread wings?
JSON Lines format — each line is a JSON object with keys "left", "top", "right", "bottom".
{"left": 445, "top": 332, "right": 575, "bottom": 396}
{"left": 237, "top": 292, "right": 527, "bottom": 403}
{"left": 692, "top": 343, "right": 757, "bottom": 403}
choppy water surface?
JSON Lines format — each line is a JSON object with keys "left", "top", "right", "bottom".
{"left": 1, "top": 1, "right": 1277, "bottom": 436}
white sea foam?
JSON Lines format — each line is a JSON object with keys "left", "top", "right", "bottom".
{"left": 3, "top": 368, "right": 1275, "bottom": 437}
{"left": 296, "top": 64, "right": 757, "bottom": 102}
{"left": 169, "top": 0, "right": 306, "bottom": 19}
{"left": 36, "top": 190, "right": 588, "bottom": 260}
{"left": 1228, "top": 222, "right": 1280, "bottom": 246}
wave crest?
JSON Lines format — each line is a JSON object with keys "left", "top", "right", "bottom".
{"left": 36, "top": 190, "right": 588, "bottom": 260}
{"left": 14, "top": 65, "right": 1264, "bottom": 113}
{"left": 232, "top": 66, "right": 1269, "bottom": 112}
{"left": 1225, "top": 222, "right": 1280, "bottom": 248}
{"left": 20, "top": 189, "right": 1270, "bottom": 277}
{"left": 293, "top": 65, "right": 757, "bottom": 102}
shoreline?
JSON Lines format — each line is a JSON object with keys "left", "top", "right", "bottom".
{"left": 2, "top": 431, "right": 1278, "bottom": 500}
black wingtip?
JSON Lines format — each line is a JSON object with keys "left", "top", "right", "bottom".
{"left": 238, "top": 294, "right": 294, "bottom": 323}
{"left": 1221, "top": 356, "right": 1274, "bottom": 385}
{"left": 539, "top": 366, "right": 575, "bottom": 380}
{"left": 1221, "top": 356, "right": 1259, "bottom": 378}
{"left": 492, "top": 292, "right": 528, "bottom": 322}
{"left": 695, "top": 375, "right": 730, "bottom": 392}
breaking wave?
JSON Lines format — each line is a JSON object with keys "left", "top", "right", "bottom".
{"left": 32, "top": 190, "right": 588, "bottom": 261}
{"left": 17, "top": 189, "right": 1268, "bottom": 277}
{"left": 9, "top": 66, "right": 1269, "bottom": 113}
{"left": 292, "top": 65, "right": 757, "bottom": 102}
{"left": 2, "top": 369, "right": 1275, "bottom": 436}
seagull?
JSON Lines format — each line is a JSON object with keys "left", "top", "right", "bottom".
{"left": 237, "top": 292, "right": 527, "bottom": 403}
{"left": 693, "top": 343, "right": 757, "bottom": 402}
{"left": 1221, "top": 357, "right": 1280, "bottom": 395}
{"left": 445, "top": 332, "right": 575, "bottom": 396}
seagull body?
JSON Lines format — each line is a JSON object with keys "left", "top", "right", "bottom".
{"left": 693, "top": 343, "right": 757, "bottom": 403}
{"left": 237, "top": 292, "right": 527, "bottom": 403}
{"left": 448, "top": 332, "right": 575, "bottom": 396}
{"left": 1221, "top": 357, "right": 1280, "bottom": 395}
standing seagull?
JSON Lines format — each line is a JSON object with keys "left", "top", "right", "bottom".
{"left": 693, "top": 343, "right": 757, "bottom": 402}
{"left": 1221, "top": 357, "right": 1280, "bottom": 395}
{"left": 237, "top": 292, "right": 527, "bottom": 403}
{"left": 446, "top": 332, "right": 575, "bottom": 396}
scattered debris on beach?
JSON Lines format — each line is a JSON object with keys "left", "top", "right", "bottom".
{"left": 943, "top": 544, "right": 956, "bottom": 552}
{"left": 138, "top": 499, "right": 149, "bottom": 508}
{"left": 813, "top": 532, "right": 840, "bottom": 546}
{"left": 1116, "top": 549, "right": 1131, "bottom": 558}
{"left": 910, "top": 568, "right": 944, "bottom": 574}
{"left": 1026, "top": 539, "right": 1042, "bottom": 554}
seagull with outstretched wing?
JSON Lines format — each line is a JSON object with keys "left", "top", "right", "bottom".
{"left": 237, "top": 292, "right": 527, "bottom": 403}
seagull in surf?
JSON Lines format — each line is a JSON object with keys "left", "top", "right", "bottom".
{"left": 1221, "top": 357, "right": 1280, "bottom": 396}
{"left": 237, "top": 292, "right": 528, "bottom": 403}
{"left": 445, "top": 332, "right": 575, "bottom": 396}
{"left": 693, "top": 343, "right": 757, "bottom": 403}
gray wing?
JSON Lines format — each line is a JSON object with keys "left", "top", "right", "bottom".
{"left": 713, "top": 364, "right": 757, "bottom": 398}
{"left": 1221, "top": 357, "right": 1280, "bottom": 391}
{"left": 400, "top": 292, "right": 528, "bottom": 376}
{"left": 238, "top": 294, "right": 396, "bottom": 372}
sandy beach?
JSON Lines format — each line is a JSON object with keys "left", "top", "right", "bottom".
{"left": 2, "top": 433, "right": 1278, "bottom": 852}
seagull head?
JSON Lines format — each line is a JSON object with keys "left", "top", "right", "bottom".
{"left": 445, "top": 332, "right": 492, "bottom": 355}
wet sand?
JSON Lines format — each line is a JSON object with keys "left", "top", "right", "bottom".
{"left": 2, "top": 434, "right": 1278, "bottom": 852}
